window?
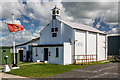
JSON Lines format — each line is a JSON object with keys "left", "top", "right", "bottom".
{"left": 52, "top": 33, "right": 57, "bottom": 37}
{"left": 36, "top": 48, "right": 38, "bottom": 56}
{"left": 57, "top": 10, "right": 59, "bottom": 14}
{"left": 49, "top": 52, "right": 50, "bottom": 56}
{"left": 52, "top": 10, "right": 56, "bottom": 14}
{"left": 51, "top": 28, "right": 54, "bottom": 32}
{"left": 56, "top": 48, "right": 59, "bottom": 57}
{"left": 55, "top": 27, "right": 58, "bottom": 32}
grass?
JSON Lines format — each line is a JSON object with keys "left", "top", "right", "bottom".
{"left": 17, "top": 62, "right": 34, "bottom": 66}
{"left": 87, "top": 60, "right": 111, "bottom": 65}
{"left": 74, "top": 59, "right": 111, "bottom": 65}
{"left": 0, "top": 68, "right": 4, "bottom": 73}
{"left": 6, "top": 60, "right": 111, "bottom": 78}
{"left": 6, "top": 63, "right": 86, "bottom": 78}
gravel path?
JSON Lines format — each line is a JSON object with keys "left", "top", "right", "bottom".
{"left": 0, "top": 72, "right": 26, "bottom": 78}
{"left": 50, "top": 62, "right": 119, "bottom": 78}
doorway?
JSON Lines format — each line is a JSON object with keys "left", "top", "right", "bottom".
{"left": 44, "top": 48, "right": 48, "bottom": 61}
{"left": 19, "top": 50, "right": 23, "bottom": 61}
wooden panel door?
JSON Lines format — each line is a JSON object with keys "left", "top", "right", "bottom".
{"left": 44, "top": 48, "right": 48, "bottom": 61}
{"left": 19, "top": 50, "right": 23, "bottom": 61}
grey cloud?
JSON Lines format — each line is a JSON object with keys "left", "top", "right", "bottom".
{"left": 62, "top": 2, "right": 118, "bottom": 23}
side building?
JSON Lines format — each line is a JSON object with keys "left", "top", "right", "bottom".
{"left": 108, "top": 34, "right": 120, "bottom": 56}
{"left": 15, "top": 37, "right": 40, "bottom": 62}
{"left": 0, "top": 46, "right": 20, "bottom": 64}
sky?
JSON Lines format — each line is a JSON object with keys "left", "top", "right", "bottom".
{"left": 0, "top": 0, "right": 119, "bottom": 46}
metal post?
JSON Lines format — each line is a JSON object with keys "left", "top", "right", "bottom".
{"left": 11, "top": 14, "right": 18, "bottom": 68}
{"left": 13, "top": 32, "right": 16, "bottom": 66}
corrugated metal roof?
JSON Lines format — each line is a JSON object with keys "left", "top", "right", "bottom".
{"left": 57, "top": 18, "right": 106, "bottom": 34}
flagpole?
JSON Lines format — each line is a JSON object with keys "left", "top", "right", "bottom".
{"left": 13, "top": 32, "right": 16, "bottom": 66}
{"left": 11, "top": 14, "right": 19, "bottom": 69}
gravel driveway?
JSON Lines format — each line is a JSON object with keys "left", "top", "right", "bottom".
{"left": 50, "top": 62, "right": 119, "bottom": 79}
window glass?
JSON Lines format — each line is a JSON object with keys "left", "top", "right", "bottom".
{"left": 55, "top": 27, "right": 58, "bottom": 32}
{"left": 51, "top": 28, "right": 54, "bottom": 32}
{"left": 52, "top": 33, "right": 57, "bottom": 37}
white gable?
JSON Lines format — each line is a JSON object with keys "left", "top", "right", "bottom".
{"left": 40, "top": 19, "right": 74, "bottom": 44}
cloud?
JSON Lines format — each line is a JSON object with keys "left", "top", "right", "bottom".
{"left": 62, "top": 2, "right": 118, "bottom": 23}
{"left": 108, "top": 27, "right": 119, "bottom": 34}
{"left": 0, "top": 21, "right": 9, "bottom": 35}
{"left": 23, "top": 19, "right": 29, "bottom": 23}
{"left": 96, "top": 22, "right": 101, "bottom": 28}
{"left": 0, "top": 0, "right": 119, "bottom": 46}
{"left": 23, "top": 1, "right": 73, "bottom": 26}
{"left": 0, "top": 29, "right": 41, "bottom": 46}
{"left": 62, "top": 0, "right": 119, "bottom": 2}
{"left": 1, "top": 1, "right": 25, "bottom": 19}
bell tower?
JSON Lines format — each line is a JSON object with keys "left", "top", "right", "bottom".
{"left": 51, "top": 5, "right": 60, "bottom": 19}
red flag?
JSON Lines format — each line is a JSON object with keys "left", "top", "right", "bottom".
{"left": 7, "top": 23, "right": 24, "bottom": 32}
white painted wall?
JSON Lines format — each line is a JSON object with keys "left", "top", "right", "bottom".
{"left": 32, "top": 46, "right": 64, "bottom": 64}
{"left": 74, "top": 30, "right": 107, "bottom": 62}
{"left": 48, "top": 47, "right": 63, "bottom": 64}
{"left": 40, "top": 19, "right": 74, "bottom": 45}
{"left": 14, "top": 39, "right": 40, "bottom": 61}
{"left": 98, "top": 34, "right": 106, "bottom": 61}
{"left": 87, "top": 32, "right": 97, "bottom": 55}
{"left": 39, "top": 48, "right": 44, "bottom": 61}
{"left": 75, "top": 30, "right": 86, "bottom": 55}
{"left": 32, "top": 47, "right": 41, "bottom": 62}
{"left": 64, "top": 42, "right": 72, "bottom": 65}
{"left": 105, "top": 35, "right": 107, "bottom": 60}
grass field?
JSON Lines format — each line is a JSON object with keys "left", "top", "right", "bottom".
{"left": 6, "top": 63, "right": 85, "bottom": 78}
{"left": 6, "top": 60, "right": 111, "bottom": 78}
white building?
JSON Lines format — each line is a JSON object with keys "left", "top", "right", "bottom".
{"left": 31, "top": 6, "right": 107, "bottom": 65}
{"left": 15, "top": 37, "right": 40, "bottom": 62}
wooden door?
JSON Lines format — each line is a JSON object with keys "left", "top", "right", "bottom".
{"left": 19, "top": 50, "right": 23, "bottom": 61}
{"left": 44, "top": 48, "right": 48, "bottom": 61}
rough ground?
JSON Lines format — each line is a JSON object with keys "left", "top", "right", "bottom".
{"left": 50, "top": 62, "right": 119, "bottom": 79}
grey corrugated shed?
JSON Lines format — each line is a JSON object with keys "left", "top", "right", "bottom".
{"left": 58, "top": 18, "right": 106, "bottom": 34}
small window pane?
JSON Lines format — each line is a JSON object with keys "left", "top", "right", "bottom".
{"left": 52, "top": 33, "right": 57, "bottom": 37}
{"left": 53, "top": 10, "right": 56, "bottom": 14}
{"left": 51, "top": 28, "right": 54, "bottom": 32}
{"left": 55, "top": 27, "right": 58, "bottom": 32}
{"left": 57, "top": 10, "right": 59, "bottom": 14}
